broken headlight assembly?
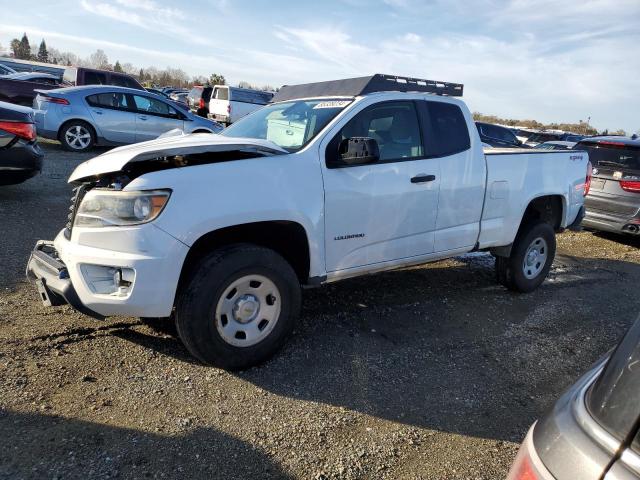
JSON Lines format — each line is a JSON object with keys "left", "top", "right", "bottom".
{"left": 74, "top": 189, "right": 171, "bottom": 227}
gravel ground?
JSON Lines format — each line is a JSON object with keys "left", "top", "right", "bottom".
{"left": 1, "top": 140, "right": 639, "bottom": 479}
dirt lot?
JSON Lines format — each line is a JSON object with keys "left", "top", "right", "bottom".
{"left": 1, "top": 140, "right": 639, "bottom": 479}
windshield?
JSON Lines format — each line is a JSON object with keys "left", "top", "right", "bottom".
{"left": 221, "top": 99, "right": 352, "bottom": 151}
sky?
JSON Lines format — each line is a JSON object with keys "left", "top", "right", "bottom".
{"left": 0, "top": 0, "right": 638, "bottom": 133}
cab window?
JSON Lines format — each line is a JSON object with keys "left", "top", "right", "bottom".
{"left": 213, "top": 87, "right": 229, "bottom": 100}
{"left": 333, "top": 101, "right": 423, "bottom": 162}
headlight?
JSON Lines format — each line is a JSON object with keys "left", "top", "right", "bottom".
{"left": 75, "top": 189, "right": 171, "bottom": 227}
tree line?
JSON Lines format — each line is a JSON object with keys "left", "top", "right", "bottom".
{"left": 0, "top": 33, "right": 276, "bottom": 91}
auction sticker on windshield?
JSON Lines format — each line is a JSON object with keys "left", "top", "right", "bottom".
{"left": 313, "top": 100, "right": 351, "bottom": 109}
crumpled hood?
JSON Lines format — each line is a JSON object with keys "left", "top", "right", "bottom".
{"left": 68, "top": 133, "right": 288, "bottom": 182}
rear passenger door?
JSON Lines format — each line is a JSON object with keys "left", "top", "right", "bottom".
{"left": 420, "top": 101, "right": 486, "bottom": 252}
{"left": 322, "top": 100, "right": 441, "bottom": 272}
{"left": 85, "top": 92, "right": 136, "bottom": 144}
{"left": 130, "top": 94, "right": 184, "bottom": 142}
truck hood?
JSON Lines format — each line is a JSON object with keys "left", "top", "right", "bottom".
{"left": 68, "top": 133, "right": 288, "bottom": 182}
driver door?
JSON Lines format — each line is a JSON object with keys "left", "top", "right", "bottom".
{"left": 322, "top": 100, "right": 441, "bottom": 273}
{"left": 130, "top": 94, "right": 184, "bottom": 142}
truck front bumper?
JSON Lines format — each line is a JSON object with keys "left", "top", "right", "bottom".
{"left": 26, "top": 241, "right": 106, "bottom": 319}
{"left": 26, "top": 226, "right": 189, "bottom": 318}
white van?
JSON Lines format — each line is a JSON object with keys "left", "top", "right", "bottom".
{"left": 207, "top": 86, "right": 274, "bottom": 125}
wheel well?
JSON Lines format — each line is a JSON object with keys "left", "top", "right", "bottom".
{"left": 192, "top": 129, "right": 211, "bottom": 134}
{"left": 58, "top": 119, "right": 96, "bottom": 142}
{"left": 178, "top": 221, "right": 311, "bottom": 291}
{"left": 521, "top": 195, "right": 564, "bottom": 232}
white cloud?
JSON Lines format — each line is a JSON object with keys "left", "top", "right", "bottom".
{"left": 114, "top": 0, "right": 186, "bottom": 19}
{"left": 274, "top": 16, "right": 639, "bottom": 132}
{"left": 80, "top": 0, "right": 202, "bottom": 44}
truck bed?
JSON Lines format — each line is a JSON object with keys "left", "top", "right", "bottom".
{"left": 479, "top": 147, "right": 588, "bottom": 249}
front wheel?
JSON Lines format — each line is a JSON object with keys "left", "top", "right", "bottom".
{"left": 496, "top": 220, "right": 556, "bottom": 293}
{"left": 175, "top": 244, "right": 301, "bottom": 370}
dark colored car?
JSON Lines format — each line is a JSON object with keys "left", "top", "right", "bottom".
{"left": 536, "top": 141, "right": 577, "bottom": 150}
{"left": 187, "top": 85, "right": 212, "bottom": 117}
{"left": 0, "top": 101, "right": 43, "bottom": 185}
{"left": 0, "top": 64, "right": 17, "bottom": 75}
{"left": 525, "top": 131, "right": 585, "bottom": 147}
{"left": 0, "top": 72, "right": 69, "bottom": 106}
{"left": 62, "top": 67, "right": 144, "bottom": 90}
{"left": 475, "top": 121, "right": 525, "bottom": 148}
{"left": 579, "top": 136, "right": 640, "bottom": 235}
{"left": 508, "top": 314, "right": 640, "bottom": 480}
{"left": 145, "top": 87, "right": 170, "bottom": 99}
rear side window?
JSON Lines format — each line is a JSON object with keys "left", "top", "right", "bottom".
{"left": 213, "top": 87, "right": 229, "bottom": 100}
{"left": 110, "top": 74, "right": 140, "bottom": 90}
{"left": 480, "top": 124, "right": 517, "bottom": 143}
{"left": 132, "top": 95, "right": 177, "bottom": 116}
{"left": 577, "top": 142, "right": 640, "bottom": 172}
{"left": 230, "top": 89, "right": 272, "bottom": 105}
{"left": 422, "top": 101, "right": 470, "bottom": 157}
{"left": 86, "top": 92, "right": 130, "bottom": 110}
{"left": 188, "top": 87, "right": 203, "bottom": 100}
{"left": 587, "top": 317, "right": 640, "bottom": 442}
{"left": 84, "top": 71, "right": 108, "bottom": 85}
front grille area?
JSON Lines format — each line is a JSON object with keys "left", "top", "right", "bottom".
{"left": 64, "top": 185, "right": 87, "bottom": 239}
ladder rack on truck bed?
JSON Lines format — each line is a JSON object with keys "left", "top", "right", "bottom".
{"left": 271, "top": 73, "right": 464, "bottom": 103}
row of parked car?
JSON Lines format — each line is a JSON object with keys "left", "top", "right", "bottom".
{"left": 476, "top": 121, "right": 587, "bottom": 149}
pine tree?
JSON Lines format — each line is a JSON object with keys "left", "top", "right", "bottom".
{"left": 114, "top": 60, "right": 123, "bottom": 72}
{"left": 37, "top": 39, "right": 48, "bottom": 63}
{"left": 139, "top": 68, "right": 145, "bottom": 80}
{"left": 18, "top": 33, "right": 31, "bottom": 60}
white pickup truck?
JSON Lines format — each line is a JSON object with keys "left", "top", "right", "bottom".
{"left": 27, "top": 74, "right": 591, "bottom": 369}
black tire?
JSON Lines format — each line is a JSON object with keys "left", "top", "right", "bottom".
{"left": 495, "top": 220, "right": 556, "bottom": 293}
{"left": 59, "top": 120, "right": 95, "bottom": 152}
{"left": 175, "top": 244, "right": 301, "bottom": 370}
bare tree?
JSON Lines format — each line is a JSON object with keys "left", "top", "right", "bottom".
{"left": 89, "top": 49, "right": 111, "bottom": 70}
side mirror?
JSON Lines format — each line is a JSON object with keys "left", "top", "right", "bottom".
{"left": 338, "top": 137, "right": 380, "bottom": 166}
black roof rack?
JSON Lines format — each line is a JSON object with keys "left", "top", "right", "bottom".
{"left": 272, "top": 74, "right": 463, "bottom": 103}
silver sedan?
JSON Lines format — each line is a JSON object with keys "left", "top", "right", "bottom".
{"left": 33, "top": 85, "right": 223, "bottom": 151}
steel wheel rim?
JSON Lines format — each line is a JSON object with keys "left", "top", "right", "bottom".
{"left": 215, "top": 274, "right": 281, "bottom": 347}
{"left": 522, "top": 236, "right": 548, "bottom": 279}
{"left": 65, "top": 125, "right": 91, "bottom": 149}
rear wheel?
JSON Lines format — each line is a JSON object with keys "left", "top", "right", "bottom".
{"left": 495, "top": 220, "right": 556, "bottom": 293}
{"left": 59, "top": 121, "right": 95, "bottom": 152}
{"left": 175, "top": 244, "right": 301, "bottom": 370}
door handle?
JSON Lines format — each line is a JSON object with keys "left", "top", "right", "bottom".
{"left": 411, "top": 174, "right": 436, "bottom": 184}
{"left": 138, "top": 115, "right": 147, "bottom": 121}
{"left": 93, "top": 110, "right": 103, "bottom": 115}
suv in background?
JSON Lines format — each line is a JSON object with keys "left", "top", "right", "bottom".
{"left": 508, "top": 314, "right": 640, "bottom": 480}
{"left": 187, "top": 85, "right": 212, "bottom": 117}
{"left": 475, "top": 121, "right": 524, "bottom": 148}
{"left": 208, "top": 85, "right": 273, "bottom": 125}
{"left": 63, "top": 67, "right": 144, "bottom": 90}
{"left": 579, "top": 135, "right": 640, "bottom": 236}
